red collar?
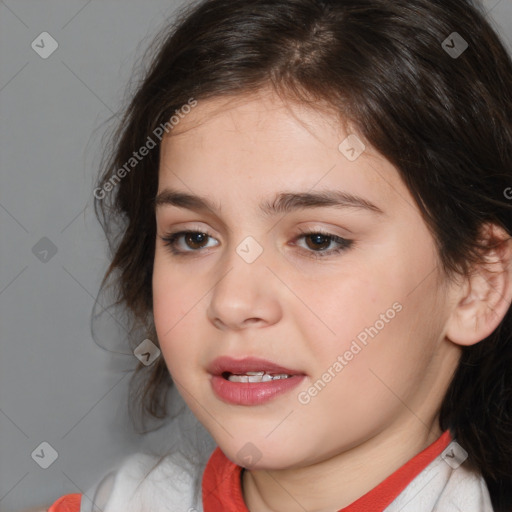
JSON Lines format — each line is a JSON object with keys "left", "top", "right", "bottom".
{"left": 202, "top": 430, "right": 452, "bottom": 512}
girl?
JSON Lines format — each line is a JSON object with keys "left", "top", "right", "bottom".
{"left": 47, "top": 0, "right": 512, "bottom": 510}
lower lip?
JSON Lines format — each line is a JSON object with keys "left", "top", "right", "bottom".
{"left": 210, "top": 375, "right": 306, "bottom": 405}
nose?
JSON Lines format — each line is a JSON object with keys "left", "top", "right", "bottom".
{"left": 206, "top": 245, "right": 282, "bottom": 331}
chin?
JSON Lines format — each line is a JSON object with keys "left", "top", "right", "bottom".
{"left": 216, "top": 438, "right": 304, "bottom": 471}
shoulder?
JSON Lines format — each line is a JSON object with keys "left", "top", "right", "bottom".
{"left": 434, "top": 463, "right": 494, "bottom": 512}
{"left": 386, "top": 443, "right": 494, "bottom": 512}
{"left": 47, "top": 450, "right": 207, "bottom": 512}
{"left": 19, "top": 508, "right": 51, "bottom": 512}
{"left": 47, "top": 493, "right": 81, "bottom": 512}
{"left": 86, "top": 449, "right": 209, "bottom": 512}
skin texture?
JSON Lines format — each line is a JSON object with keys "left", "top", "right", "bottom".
{"left": 152, "top": 88, "right": 512, "bottom": 511}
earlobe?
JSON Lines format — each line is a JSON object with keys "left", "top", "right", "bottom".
{"left": 445, "top": 223, "right": 512, "bottom": 347}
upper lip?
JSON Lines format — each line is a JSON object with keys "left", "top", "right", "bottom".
{"left": 208, "top": 356, "right": 304, "bottom": 376}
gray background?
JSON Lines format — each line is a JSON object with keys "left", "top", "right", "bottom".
{"left": 0, "top": 1, "right": 511, "bottom": 510}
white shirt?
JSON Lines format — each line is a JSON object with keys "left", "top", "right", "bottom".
{"left": 79, "top": 438, "right": 494, "bottom": 511}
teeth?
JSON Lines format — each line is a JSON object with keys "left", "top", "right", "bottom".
{"left": 227, "top": 372, "right": 292, "bottom": 383}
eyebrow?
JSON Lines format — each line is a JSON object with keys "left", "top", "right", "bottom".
{"left": 154, "top": 188, "right": 384, "bottom": 217}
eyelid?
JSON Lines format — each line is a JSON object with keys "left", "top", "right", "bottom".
{"left": 159, "top": 225, "right": 354, "bottom": 259}
{"left": 293, "top": 228, "right": 353, "bottom": 257}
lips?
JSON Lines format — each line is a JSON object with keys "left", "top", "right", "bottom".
{"left": 207, "top": 356, "right": 307, "bottom": 405}
{"left": 207, "top": 356, "right": 304, "bottom": 378}
{"left": 208, "top": 356, "right": 306, "bottom": 405}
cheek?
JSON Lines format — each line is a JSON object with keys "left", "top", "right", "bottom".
{"left": 296, "top": 299, "right": 439, "bottom": 439}
{"left": 152, "top": 255, "right": 198, "bottom": 372}
{"left": 302, "top": 271, "right": 383, "bottom": 354}
{"left": 303, "top": 257, "right": 436, "bottom": 389}
{"left": 152, "top": 269, "right": 180, "bottom": 338}
{"left": 329, "top": 284, "right": 442, "bottom": 405}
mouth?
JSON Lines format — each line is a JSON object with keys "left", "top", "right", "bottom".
{"left": 221, "top": 371, "right": 294, "bottom": 383}
{"left": 208, "top": 356, "right": 306, "bottom": 405}
{"left": 208, "top": 355, "right": 304, "bottom": 379}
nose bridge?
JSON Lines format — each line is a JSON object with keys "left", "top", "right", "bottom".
{"left": 221, "top": 208, "right": 269, "bottom": 270}
{"left": 215, "top": 231, "right": 269, "bottom": 297}
{"left": 206, "top": 230, "right": 278, "bottom": 329}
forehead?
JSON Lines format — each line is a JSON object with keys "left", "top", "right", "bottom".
{"left": 157, "top": 90, "right": 415, "bottom": 220}
{"left": 165, "top": 89, "right": 344, "bottom": 146}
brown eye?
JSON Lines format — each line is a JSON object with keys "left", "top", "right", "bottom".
{"left": 183, "top": 232, "right": 209, "bottom": 250}
{"left": 160, "top": 230, "right": 218, "bottom": 255}
{"left": 304, "top": 233, "right": 332, "bottom": 251}
{"left": 294, "top": 230, "right": 354, "bottom": 259}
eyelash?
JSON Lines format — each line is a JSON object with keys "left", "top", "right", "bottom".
{"left": 160, "top": 228, "right": 353, "bottom": 259}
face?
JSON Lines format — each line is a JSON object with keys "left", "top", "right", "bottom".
{"left": 152, "top": 89, "right": 459, "bottom": 470}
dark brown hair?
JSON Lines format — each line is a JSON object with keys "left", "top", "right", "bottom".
{"left": 94, "top": 0, "right": 512, "bottom": 509}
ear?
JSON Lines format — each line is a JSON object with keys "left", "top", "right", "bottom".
{"left": 445, "top": 223, "right": 512, "bottom": 347}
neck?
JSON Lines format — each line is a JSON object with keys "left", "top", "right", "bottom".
{"left": 242, "top": 418, "right": 443, "bottom": 512}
